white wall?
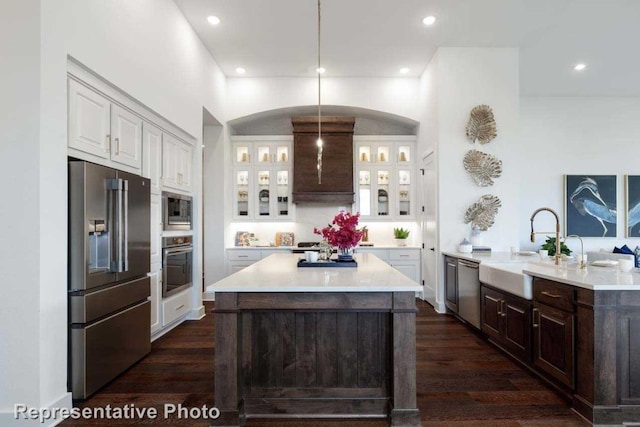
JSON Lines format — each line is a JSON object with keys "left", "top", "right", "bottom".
{"left": 203, "top": 124, "right": 227, "bottom": 285}
{"left": 0, "top": 0, "right": 44, "bottom": 421}
{"left": 436, "top": 48, "right": 521, "bottom": 253}
{"left": 0, "top": 1, "right": 227, "bottom": 424}
{"left": 227, "top": 77, "right": 420, "bottom": 123}
{"left": 519, "top": 97, "right": 640, "bottom": 254}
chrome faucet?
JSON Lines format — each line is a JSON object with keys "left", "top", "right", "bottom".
{"left": 564, "top": 234, "right": 586, "bottom": 269}
{"left": 530, "top": 207, "right": 562, "bottom": 265}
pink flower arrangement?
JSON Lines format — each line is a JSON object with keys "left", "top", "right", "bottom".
{"left": 314, "top": 211, "right": 364, "bottom": 250}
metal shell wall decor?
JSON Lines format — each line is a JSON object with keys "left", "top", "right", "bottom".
{"left": 464, "top": 194, "right": 502, "bottom": 231}
{"left": 463, "top": 149, "right": 502, "bottom": 187}
{"left": 466, "top": 105, "right": 497, "bottom": 144}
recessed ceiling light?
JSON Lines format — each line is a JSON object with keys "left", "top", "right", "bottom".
{"left": 316, "top": 67, "right": 326, "bottom": 74}
{"left": 399, "top": 67, "right": 410, "bottom": 75}
{"left": 235, "top": 67, "right": 246, "bottom": 75}
{"left": 422, "top": 16, "right": 436, "bottom": 26}
{"left": 574, "top": 63, "right": 587, "bottom": 71}
{"left": 207, "top": 16, "right": 220, "bottom": 25}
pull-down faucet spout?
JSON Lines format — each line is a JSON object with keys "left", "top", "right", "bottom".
{"left": 530, "top": 207, "right": 562, "bottom": 265}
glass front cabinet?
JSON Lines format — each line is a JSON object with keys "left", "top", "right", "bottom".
{"left": 355, "top": 137, "right": 416, "bottom": 220}
{"left": 232, "top": 137, "right": 293, "bottom": 220}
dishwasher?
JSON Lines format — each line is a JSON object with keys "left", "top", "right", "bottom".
{"left": 457, "top": 259, "right": 481, "bottom": 329}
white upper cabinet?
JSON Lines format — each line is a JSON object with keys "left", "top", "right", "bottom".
{"left": 68, "top": 78, "right": 142, "bottom": 171}
{"left": 162, "top": 133, "right": 193, "bottom": 193}
{"left": 110, "top": 104, "right": 142, "bottom": 168}
{"left": 68, "top": 79, "right": 111, "bottom": 158}
{"left": 355, "top": 136, "right": 416, "bottom": 220}
{"left": 142, "top": 122, "right": 163, "bottom": 194}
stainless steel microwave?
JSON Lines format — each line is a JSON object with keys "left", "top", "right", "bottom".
{"left": 162, "top": 192, "right": 192, "bottom": 231}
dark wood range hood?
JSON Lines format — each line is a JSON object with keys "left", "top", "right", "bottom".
{"left": 292, "top": 116, "right": 355, "bottom": 204}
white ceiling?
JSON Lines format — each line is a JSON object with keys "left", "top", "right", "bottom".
{"left": 175, "top": 0, "right": 640, "bottom": 97}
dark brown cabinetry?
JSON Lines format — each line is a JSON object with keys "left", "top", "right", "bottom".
{"left": 444, "top": 256, "right": 458, "bottom": 313}
{"left": 291, "top": 117, "right": 355, "bottom": 204}
{"left": 532, "top": 279, "right": 575, "bottom": 389}
{"left": 481, "top": 285, "right": 531, "bottom": 363}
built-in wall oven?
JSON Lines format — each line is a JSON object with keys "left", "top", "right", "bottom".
{"left": 162, "top": 235, "right": 193, "bottom": 298}
{"left": 163, "top": 191, "right": 192, "bottom": 231}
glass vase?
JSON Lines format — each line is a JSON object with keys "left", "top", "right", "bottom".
{"left": 338, "top": 247, "right": 353, "bottom": 261}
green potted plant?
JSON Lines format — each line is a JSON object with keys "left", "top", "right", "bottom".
{"left": 541, "top": 236, "right": 572, "bottom": 256}
{"left": 393, "top": 227, "right": 410, "bottom": 247}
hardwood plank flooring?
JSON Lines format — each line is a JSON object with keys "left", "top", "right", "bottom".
{"left": 60, "top": 300, "right": 589, "bottom": 426}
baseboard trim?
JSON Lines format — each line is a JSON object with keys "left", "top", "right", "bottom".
{"left": 1, "top": 392, "right": 72, "bottom": 427}
{"left": 187, "top": 305, "right": 206, "bottom": 320}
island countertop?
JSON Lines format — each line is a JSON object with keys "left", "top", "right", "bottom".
{"left": 207, "top": 252, "right": 421, "bottom": 292}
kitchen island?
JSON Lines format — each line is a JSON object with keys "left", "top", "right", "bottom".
{"left": 206, "top": 252, "right": 422, "bottom": 426}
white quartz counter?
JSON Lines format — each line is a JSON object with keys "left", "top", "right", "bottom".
{"left": 443, "top": 250, "right": 640, "bottom": 291}
{"left": 208, "top": 253, "right": 421, "bottom": 292}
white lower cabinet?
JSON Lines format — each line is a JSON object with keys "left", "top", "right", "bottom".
{"left": 148, "top": 268, "right": 162, "bottom": 335}
{"left": 389, "top": 248, "right": 421, "bottom": 282}
{"left": 226, "top": 248, "right": 290, "bottom": 275}
{"left": 358, "top": 247, "right": 421, "bottom": 283}
{"left": 162, "top": 288, "right": 192, "bottom": 327}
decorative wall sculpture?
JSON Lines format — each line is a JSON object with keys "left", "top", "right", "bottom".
{"left": 465, "top": 105, "right": 497, "bottom": 144}
{"left": 463, "top": 149, "right": 502, "bottom": 186}
{"left": 464, "top": 194, "right": 502, "bottom": 231}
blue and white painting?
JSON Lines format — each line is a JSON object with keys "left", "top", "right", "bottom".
{"left": 565, "top": 175, "right": 617, "bottom": 238}
{"left": 626, "top": 175, "right": 640, "bottom": 237}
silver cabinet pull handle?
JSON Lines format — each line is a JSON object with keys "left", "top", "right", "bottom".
{"left": 175, "top": 304, "right": 185, "bottom": 311}
{"left": 106, "top": 134, "right": 111, "bottom": 152}
{"left": 115, "top": 137, "right": 120, "bottom": 154}
{"left": 541, "top": 291, "right": 561, "bottom": 299}
{"left": 532, "top": 308, "right": 539, "bottom": 327}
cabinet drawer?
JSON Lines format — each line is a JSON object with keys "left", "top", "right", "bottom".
{"left": 227, "top": 250, "right": 261, "bottom": 261}
{"left": 389, "top": 249, "right": 420, "bottom": 261}
{"left": 162, "top": 290, "right": 191, "bottom": 326}
{"left": 533, "top": 278, "right": 574, "bottom": 312}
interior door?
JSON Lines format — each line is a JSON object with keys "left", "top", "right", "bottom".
{"left": 421, "top": 152, "right": 438, "bottom": 308}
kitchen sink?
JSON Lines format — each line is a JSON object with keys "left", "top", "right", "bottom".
{"left": 479, "top": 262, "right": 533, "bottom": 300}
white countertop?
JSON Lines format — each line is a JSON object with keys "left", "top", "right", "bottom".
{"left": 208, "top": 253, "right": 422, "bottom": 292}
{"left": 444, "top": 251, "right": 640, "bottom": 291}
{"left": 228, "top": 246, "right": 421, "bottom": 250}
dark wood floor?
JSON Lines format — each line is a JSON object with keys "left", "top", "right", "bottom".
{"left": 61, "top": 300, "right": 589, "bottom": 426}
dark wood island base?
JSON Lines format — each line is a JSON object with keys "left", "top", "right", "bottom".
{"left": 213, "top": 291, "right": 420, "bottom": 426}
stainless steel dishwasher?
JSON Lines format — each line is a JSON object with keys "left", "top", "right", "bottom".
{"left": 457, "top": 259, "right": 480, "bottom": 329}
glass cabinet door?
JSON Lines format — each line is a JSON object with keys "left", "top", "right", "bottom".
{"left": 376, "top": 145, "right": 390, "bottom": 164}
{"left": 276, "top": 145, "right": 290, "bottom": 163}
{"left": 275, "top": 170, "right": 290, "bottom": 218}
{"left": 398, "top": 144, "right": 412, "bottom": 163}
{"left": 358, "top": 170, "right": 372, "bottom": 216}
{"left": 257, "top": 145, "right": 272, "bottom": 164}
{"left": 358, "top": 145, "right": 372, "bottom": 164}
{"left": 377, "top": 169, "right": 390, "bottom": 216}
{"left": 256, "top": 170, "right": 271, "bottom": 217}
{"left": 235, "top": 170, "right": 250, "bottom": 217}
{"left": 397, "top": 169, "right": 412, "bottom": 217}
{"left": 235, "top": 145, "right": 251, "bottom": 164}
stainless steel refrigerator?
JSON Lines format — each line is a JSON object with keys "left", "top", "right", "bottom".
{"left": 68, "top": 160, "right": 151, "bottom": 399}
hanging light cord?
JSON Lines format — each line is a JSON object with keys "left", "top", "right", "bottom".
{"left": 316, "top": 0, "right": 323, "bottom": 184}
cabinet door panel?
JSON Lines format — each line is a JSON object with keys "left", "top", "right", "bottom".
{"left": 68, "top": 79, "right": 111, "bottom": 158}
{"left": 481, "top": 287, "right": 502, "bottom": 341}
{"left": 149, "top": 270, "right": 162, "bottom": 335}
{"left": 142, "top": 123, "right": 162, "bottom": 194}
{"left": 110, "top": 104, "right": 142, "bottom": 169}
{"left": 533, "top": 303, "right": 574, "bottom": 388}
{"left": 162, "top": 134, "right": 179, "bottom": 189}
{"left": 503, "top": 297, "right": 531, "bottom": 363}
{"left": 445, "top": 258, "right": 458, "bottom": 312}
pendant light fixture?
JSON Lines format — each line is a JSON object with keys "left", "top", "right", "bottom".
{"left": 316, "top": 0, "right": 323, "bottom": 184}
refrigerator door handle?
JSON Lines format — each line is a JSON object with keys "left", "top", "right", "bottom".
{"left": 108, "top": 178, "right": 125, "bottom": 273}
{"left": 122, "top": 179, "right": 129, "bottom": 272}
